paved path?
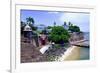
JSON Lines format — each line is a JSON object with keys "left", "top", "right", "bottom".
{"left": 70, "top": 40, "right": 89, "bottom": 48}
{"left": 39, "top": 45, "right": 51, "bottom": 54}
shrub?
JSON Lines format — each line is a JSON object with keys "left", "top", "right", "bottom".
{"left": 49, "top": 26, "right": 70, "bottom": 44}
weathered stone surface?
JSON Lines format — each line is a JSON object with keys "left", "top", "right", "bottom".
{"left": 21, "top": 36, "right": 47, "bottom": 63}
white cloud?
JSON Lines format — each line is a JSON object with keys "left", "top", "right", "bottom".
{"left": 47, "top": 12, "right": 60, "bottom": 14}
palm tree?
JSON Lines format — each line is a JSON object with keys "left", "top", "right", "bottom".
{"left": 54, "top": 21, "right": 56, "bottom": 26}
{"left": 26, "top": 17, "right": 37, "bottom": 31}
{"left": 26, "top": 17, "right": 34, "bottom": 25}
{"left": 68, "top": 22, "right": 73, "bottom": 26}
{"left": 64, "top": 21, "right": 67, "bottom": 26}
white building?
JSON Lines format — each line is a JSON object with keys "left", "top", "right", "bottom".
{"left": 24, "top": 24, "right": 32, "bottom": 31}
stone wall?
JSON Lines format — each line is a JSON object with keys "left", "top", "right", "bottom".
{"left": 69, "top": 32, "right": 84, "bottom": 42}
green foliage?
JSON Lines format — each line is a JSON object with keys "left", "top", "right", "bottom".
{"left": 26, "top": 17, "right": 37, "bottom": 31}
{"left": 47, "top": 26, "right": 52, "bottom": 29}
{"left": 26, "top": 17, "right": 34, "bottom": 25}
{"left": 32, "top": 26, "right": 37, "bottom": 31}
{"left": 49, "top": 26, "right": 70, "bottom": 44}
{"left": 41, "top": 29, "right": 48, "bottom": 34}
{"left": 29, "top": 24, "right": 37, "bottom": 31}
{"left": 68, "top": 22, "right": 73, "bottom": 26}
{"left": 68, "top": 22, "right": 80, "bottom": 32}
{"left": 54, "top": 44, "right": 61, "bottom": 49}
{"left": 21, "top": 21, "right": 26, "bottom": 34}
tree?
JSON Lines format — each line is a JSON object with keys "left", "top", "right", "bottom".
{"left": 42, "top": 27, "right": 48, "bottom": 34}
{"left": 47, "top": 26, "right": 52, "bottom": 29}
{"left": 26, "top": 17, "right": 34, "bottom": 25}
{"left": 68, "top": 21, "right": 80, "bottom": 32}
{"left": 54, "top": 21, "right": 56, "bottom": 26}
{"left": 21, "top": 21, "right": 26, "bottom": 34}
{"left": 64, "top": 22, "right": 67, "bottom": 26}
{"left": 68, "top": 22, "right": 73, "bottom": 26}
{"left": 73, "top": 26, "right": 80, "bottom": 32}
{"left": 49, "top": 26, "right": 70, "bottom": 44}
{"left": 68, "top": 25, "right": 80, "bottom": 32}
{"left": 26, "top": 17, "right": 37, "bottom": 31}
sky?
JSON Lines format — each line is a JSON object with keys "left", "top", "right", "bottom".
{"left": 20, "top": 10, "right": 90, "bottom": 32}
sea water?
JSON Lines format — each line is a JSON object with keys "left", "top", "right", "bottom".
{"left": 80, "top": 32, "right": 90, "bottom": 60}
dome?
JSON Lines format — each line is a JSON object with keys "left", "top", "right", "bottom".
{"left": 24, "top": 25, "right": 32, "bottom": 31}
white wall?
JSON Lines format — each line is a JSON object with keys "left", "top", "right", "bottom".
{"left": 33, "top": 0, "right": 96, "bottom": 5}
{"left": 16, "top": 0, "right": 96, "bottom": 5}
{"left": 0, "top": 0, "right": 99, "bottom": 73}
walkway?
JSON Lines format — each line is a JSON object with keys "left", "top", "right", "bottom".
{"left": 39, "top": 45, "right": 51, "bottom": 54}
{"left": 70, "top": 40, "right": 89, "bottom": 48}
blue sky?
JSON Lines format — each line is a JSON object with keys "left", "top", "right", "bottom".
{"left": 20, "top": 10, "right": 90, "bottom": 32}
